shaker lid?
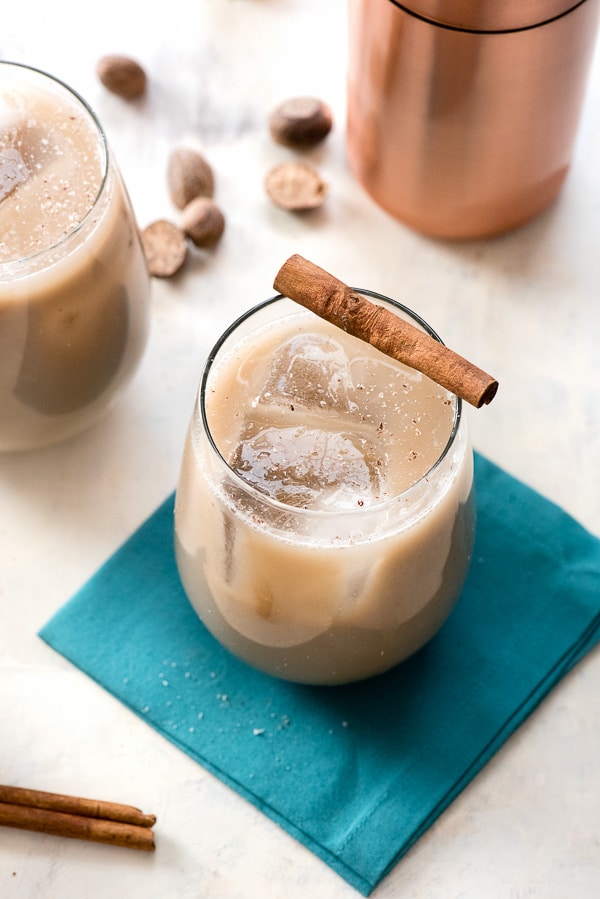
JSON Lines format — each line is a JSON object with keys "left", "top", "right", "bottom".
{"left": 395, "top": 0, "right": 586, "bottom": 32}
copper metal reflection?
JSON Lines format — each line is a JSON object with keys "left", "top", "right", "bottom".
{"left": 347, "top": 0, "right": 600, "bottom": 238}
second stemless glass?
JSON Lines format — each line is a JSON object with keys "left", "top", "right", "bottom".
{"left": 0, "top": 62, "right": 151, "bottom": 452}
{"left": 174, "top": 293, "right": 476, "bottom": 686}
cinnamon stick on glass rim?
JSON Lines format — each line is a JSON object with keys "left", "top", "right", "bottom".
{"left": 0, "top": 783, "right": 156, "bottom": 851}
{"left": 273, "top": 255, "right": 498, "bottom": 408}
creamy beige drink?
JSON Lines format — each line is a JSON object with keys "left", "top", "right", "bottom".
{"left": 0, "top": 63, "right": 150, "bottom": 451}
{"left": 175, "top": 294, "right": 475, "bottom": 685}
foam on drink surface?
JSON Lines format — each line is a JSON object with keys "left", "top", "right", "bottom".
{"left": 0, "top": 78, "right": 104, "bottom": 263}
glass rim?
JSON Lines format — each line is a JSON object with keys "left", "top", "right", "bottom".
{"left": 0, "top": 60, "right": 110, "bottom": 270}
{"left": 198, "top": 290, "right": 463, "bottom": 518}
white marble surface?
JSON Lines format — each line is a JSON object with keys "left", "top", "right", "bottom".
{"left": 1, "top": 1, "right": 599, "bottom": 896}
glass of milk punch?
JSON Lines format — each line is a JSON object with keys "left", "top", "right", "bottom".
{"left": 0, "top": 62, "right": 150, "bottom": 452}
{"left": 174, "top": 289, "right": 476, "bottom": 685}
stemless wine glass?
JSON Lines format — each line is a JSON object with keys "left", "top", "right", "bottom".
{"left": 0, "top": 62, "right": 151, "bottom": 452}
{"left": 174, "top": 292, "right": 476, "bottom": 686}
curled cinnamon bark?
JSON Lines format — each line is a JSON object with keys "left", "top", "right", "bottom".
{"left": 274, "top": 255, "right": 498, "bottom": 408}
{"left": 0, "top": 784, "right": 156, "bottom": 851}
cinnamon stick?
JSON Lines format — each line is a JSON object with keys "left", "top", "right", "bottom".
{"left": 273, "top": 255, "right": 498, "bottom": 408}
{"left": 0, "top": 783, "right": 155, "bottom": 827}
{"left": 0, "top": 784, "right": 155, "bottom": 851}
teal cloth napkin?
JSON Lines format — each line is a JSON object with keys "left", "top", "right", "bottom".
{"left": 39, "top": 454, "right": 600, "bottom": 895}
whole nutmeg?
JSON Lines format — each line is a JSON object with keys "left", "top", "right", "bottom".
{"left": 181, "top": 197, "right": 225, "bottom": 248}
{"left": 140, "top": 220, "right": 188, "bottom": 278}
{"left": 269, "top": 97, "right": 333, "bottom": 148}
{"left": 167, "top": 147, "right": 215, "bottom": 210}
{"left": 265, "top": 161, "right": 328, "bottom": 211}
{"left": 96, "top": 55, "right": 147, "bottom": 100}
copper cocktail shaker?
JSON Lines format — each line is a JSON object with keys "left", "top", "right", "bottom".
{"left": 347, "top": 1, "right": 600, "bottom": 239}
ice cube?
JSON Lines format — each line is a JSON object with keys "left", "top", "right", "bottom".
{"left": 231, "top": 424, "right": 385, "bottom": 510}
{"left": 255, "top": 333, "right": 357, "bottom": 414}
{"left": 0, "top": 111, "right": 56, "bottom": 180}
{"left": 0, "top": 147, "right": 29, "bottom": 202}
